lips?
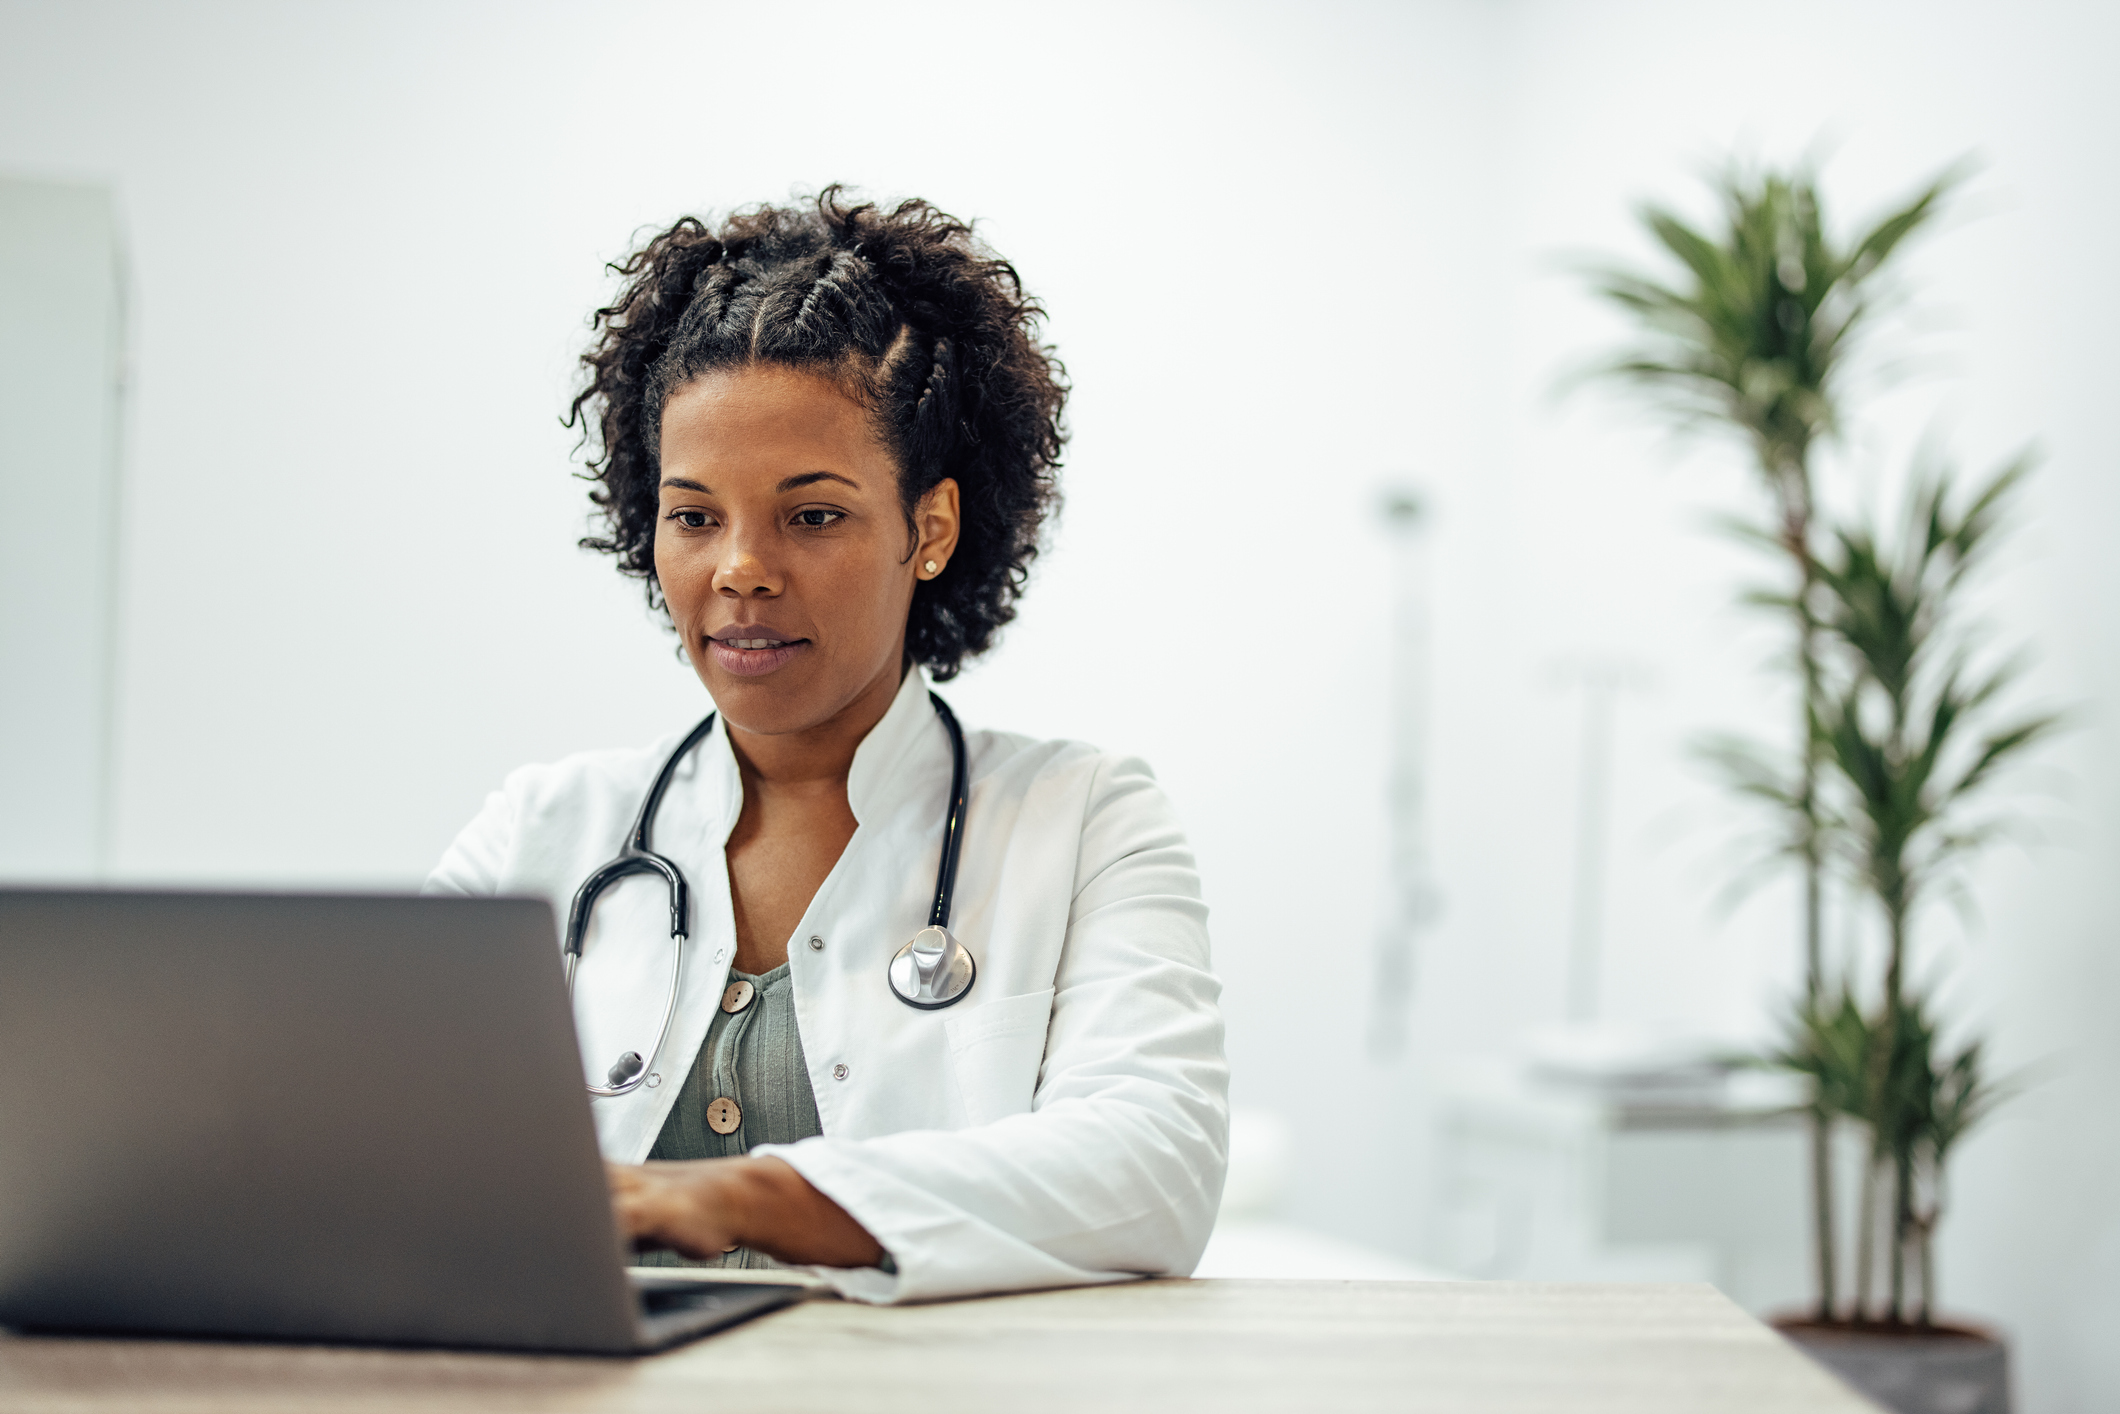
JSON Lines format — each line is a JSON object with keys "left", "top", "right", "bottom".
{"left": 704, "top": 625, "right": 810, "bottom": 679}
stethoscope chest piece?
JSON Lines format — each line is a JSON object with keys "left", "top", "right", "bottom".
{"left": 889, "top": 925, "right": 976, "bottom": 1009}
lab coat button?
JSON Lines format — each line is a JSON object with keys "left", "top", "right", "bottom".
{"left": 807, "top": 935, "right": 825, "bottom": 951}
{"left": 706, "top": 1096, "right": 742, "bottom": 1134}
{"left": 721, "top": 979, "right": 755, "bottom": 1013}
{"left": 832, "top": 1064, "right": 849, "bottom": 1081}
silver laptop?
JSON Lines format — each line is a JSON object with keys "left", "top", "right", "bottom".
{"left": 0, "top": 888, "right": 803, "bottom": 1353}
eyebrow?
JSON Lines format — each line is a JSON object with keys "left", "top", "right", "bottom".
{"left": 776, "top": 471, "right": 860, "bottom": 493}
{"left": 658, "top": 471, "right": 861, "bottom": 494}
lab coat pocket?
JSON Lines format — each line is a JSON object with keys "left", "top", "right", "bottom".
{"left": 942, "top": 988, "right": 1055, "bottom": 1127}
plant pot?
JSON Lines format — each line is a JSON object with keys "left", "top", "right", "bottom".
{"left": 1774, "top": 1318, "right": 2009, "bottom": 1414}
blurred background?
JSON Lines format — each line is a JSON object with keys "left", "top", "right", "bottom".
{"left": 2, "top": 2, "right": 2114, "bottom": 1408}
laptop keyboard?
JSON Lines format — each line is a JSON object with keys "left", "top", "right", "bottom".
{"left": 632, "top": 1274, "right": 762, "bottom": 1315}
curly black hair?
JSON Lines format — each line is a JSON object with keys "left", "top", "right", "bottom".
{"left": 567, "top": 188, "right": 1068, "bottom": 680}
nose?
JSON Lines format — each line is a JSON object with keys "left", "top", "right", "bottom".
{"left": 711, "top": 540, "right": 780, "bottom": 599}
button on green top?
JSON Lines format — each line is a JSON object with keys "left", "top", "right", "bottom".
{"left": 637, "top": 962, "right": 822, "bottom": 1272}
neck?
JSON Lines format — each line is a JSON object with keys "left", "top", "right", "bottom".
{"left": 725, "top": 657, "right": 907, "bottom": 792}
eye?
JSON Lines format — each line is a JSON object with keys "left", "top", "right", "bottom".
{"left": 665, "top": 509, "right": 712, "bottom": 530}
{"left": 793, "top": 508, "right": 847, "bottom": 529}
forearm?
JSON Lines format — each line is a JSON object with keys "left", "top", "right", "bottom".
{"left": 609, "top": 1155, "right": 886, "bottom": 1269}
{"left": 772, "top": 1095, "right": 1224, "bottom": 1283}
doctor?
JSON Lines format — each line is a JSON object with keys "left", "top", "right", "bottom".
{"left": 426, "top": 191, "right": 1228, "bottom": 1304}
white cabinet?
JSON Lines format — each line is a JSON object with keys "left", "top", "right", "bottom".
{"left": 0, "top": 179, "right": 125, "bottom": 879}
{"left": 1433, "top": 1055, "right": 1814, "bottom": 1314}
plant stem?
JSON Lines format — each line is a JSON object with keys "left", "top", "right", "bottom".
{"left": 1883, "top": 905, "right": 1910, "bottom": 1324}
{"left": 1891, "top": 1147, "right": 1911, "bottom": 1322}
{"left": 1809, "top": 1111, "right": 1835, "bottom": 1320}
{"left": 1785, "top": 475, "right": 1837, "bottom": 1321}
{"left": 1918, "top": 1215, "right": 1936, "bottom": 1327}
{"left": 1781, "top": 477, "right": 1824, "bottom": 1003}
{"left": 1854, "top": 1148, "right": 1877, "bottom": 1321}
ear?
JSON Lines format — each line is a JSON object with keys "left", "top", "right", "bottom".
{"left": 913, "top": 478, "right": 961, "bottom": 580}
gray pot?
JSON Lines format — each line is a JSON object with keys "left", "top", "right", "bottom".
{"left": 1777, "top": 1322, "right": 2009, "bottom": 1414}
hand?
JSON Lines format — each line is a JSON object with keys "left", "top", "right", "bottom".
{"left": 607, "top": 1156, "right": 887, "bottom": 1269}
{"left": 609, "top": 1159, "right": 741, "bottom": 1260}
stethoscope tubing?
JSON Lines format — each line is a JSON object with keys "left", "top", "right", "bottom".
{"left": 563, "top": 708, "right": 719, "bottom": 1098}
{"left": 565, "top": 693, "right": 971, "bottom": 1097}
{"left": 924, "top": 693, "right": 969, "bottom": 931}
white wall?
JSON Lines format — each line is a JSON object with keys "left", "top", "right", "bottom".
{"left": 3, "top": 3, "right": 2114, "bottom": 1408}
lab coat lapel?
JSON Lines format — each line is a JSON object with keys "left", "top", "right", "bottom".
{"left": 791, "top": 669, "right": 969, "bottom": 1139}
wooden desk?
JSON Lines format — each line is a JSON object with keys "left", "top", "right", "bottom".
{"left": 0, "top": 1279, "right": 1872, "bottom": 1413}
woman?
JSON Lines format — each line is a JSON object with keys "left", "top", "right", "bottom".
{"left": 426, "top": 191, "right": 1227, "bottom": 1304}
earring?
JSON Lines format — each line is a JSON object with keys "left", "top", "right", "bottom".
{"left": 923, "top": 560, "right": 939, "bottom": 575}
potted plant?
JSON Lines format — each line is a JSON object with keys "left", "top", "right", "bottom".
{"left": 1584, "top": 165, "right": 2054, "bottom": 1414}
{"left": 1767, "top": 460, "right": 2051, "bottom": 1413}
{"left": 1584, "top": 159, "right": 1953, "bottom": 1325}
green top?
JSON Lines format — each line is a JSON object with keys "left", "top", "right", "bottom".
{"left": 636, "top": 962, "right": 822, "bottom": 1271}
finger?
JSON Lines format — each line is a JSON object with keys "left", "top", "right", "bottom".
{"left": 610, "top": 1180, "right": 665, "bottom": 1241}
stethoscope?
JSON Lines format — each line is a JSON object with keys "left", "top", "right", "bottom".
{"left": 563, "top": 692, "right": 976, "bottom": 1098}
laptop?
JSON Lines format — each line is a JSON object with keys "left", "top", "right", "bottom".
{"left": 0, "top": 888, "right": 804, "bottom": 1353}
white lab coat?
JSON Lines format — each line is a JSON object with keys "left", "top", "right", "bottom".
{"left": 423, "top": 667, "right": 1229, "bottom": 1303}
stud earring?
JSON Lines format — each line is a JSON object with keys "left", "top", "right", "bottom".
{"left": 924, "top": 560, "right": 939, "bottom": 575}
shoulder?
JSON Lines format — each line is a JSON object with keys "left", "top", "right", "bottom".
{"left": 424, "top": 727, "right": 714, "bottom": 899}
{"left": 964, "top": 726, "right": 1166, "bottom": 808}
{"left": 490, "top": 739, "right": 674, "bottom": 820}
{"left": 962, "top": 726, "right": 1190, "bottom": 884}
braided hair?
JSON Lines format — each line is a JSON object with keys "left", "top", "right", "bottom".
{"left": 568, "top": 188, "right": 1068, "bottom": 679}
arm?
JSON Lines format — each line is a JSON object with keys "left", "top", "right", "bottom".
{"left": 672, "top": 754, "right": 1228, "bottom": 1302}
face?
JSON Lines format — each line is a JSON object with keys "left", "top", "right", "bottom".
{"left": 654, "top": 363, "right": 960, "bottom": 740}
